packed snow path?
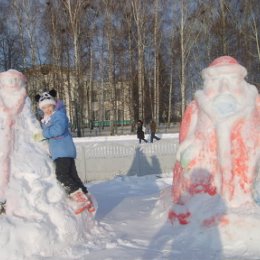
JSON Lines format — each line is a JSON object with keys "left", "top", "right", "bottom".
{"left": 88, "top": 175, "right": 172, "bottom": 260}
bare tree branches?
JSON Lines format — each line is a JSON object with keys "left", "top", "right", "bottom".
{"left": 1, "top": 0, "right": 260, "bottom": 133}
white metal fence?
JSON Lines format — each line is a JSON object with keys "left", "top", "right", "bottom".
{"left": 74, "top": 134, "right": 179, "bottom": 182}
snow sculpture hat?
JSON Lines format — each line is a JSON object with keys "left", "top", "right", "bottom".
{"left": 35, "top": 90, "right": 56, "bottom": 110}
{"left": 201, "top": 56, "right": 247, "bottom": 80}
{"left": 0, "top": 69, "right": 27, "bottom": 87}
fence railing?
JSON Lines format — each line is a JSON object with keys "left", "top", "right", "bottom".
{"left": 91, "top": 120, "right": 133, "bottom": 127}
{"left": 74, "top": 133, "right": 179, "bottom": 182}
{"left": 72, "top": 122, "right": 180, "bottom": 138}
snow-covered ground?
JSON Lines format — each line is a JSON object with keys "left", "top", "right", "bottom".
{"left": 2, "top": 127, "right": 260, "bottom": 259}
{"left": 87, "top": 174, "right": 173, "bottom": 260}
{"left": 84, "top": 172, "right": 260, "bottom": 260}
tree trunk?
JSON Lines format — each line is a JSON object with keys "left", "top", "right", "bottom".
{"left": 127, "top": 19, "right": 135, "bottom": 128}
{"left": 132, "top": 0, "right": 145, "bottom": 121}
{"left": 88, "top": 48, "right": 94, "bottom": 126}
{"left": 251, "top": 16, "right": 260, "bottom": 64}
{"left": 12, "top": 1, "right": 26, "bottom": 69}
{"left": 219, "top": 0, "right": 227, "bottom": 54}
{"left": 153, "top": 0, "right": 160, "bottom": 124}
{"left": 62, "top": 0, "right": 87, "bottom": 136}
{"left": 180, "top": 0, "right": 186, "bottom": 118}
{"left": 108, "top": 32, "right": 116, "bottom": 135}
{"left": 168, "top": 68, "right": 173, "bottom": 127}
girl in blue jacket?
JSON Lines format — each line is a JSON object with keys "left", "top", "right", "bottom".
{"left": 37, "top": 91, "right": 95, "bottom": 214}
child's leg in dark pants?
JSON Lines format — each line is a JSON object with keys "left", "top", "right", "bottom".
{"left": 55, "top": 157, "right": 87, "bottom": 195}
{"left": 70, "top": 159, "right": 88, "bottom": 193}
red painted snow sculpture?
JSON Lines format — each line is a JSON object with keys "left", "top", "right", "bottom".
{"left": 0, "top": 70, "right": 27, "bottom": 202}
{"left": 169, "top": 56, "right": 260, "bottom": 225}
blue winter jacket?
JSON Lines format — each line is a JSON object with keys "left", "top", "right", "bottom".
{"left": 42, "top": 110, "right": 76, "bottom": 160}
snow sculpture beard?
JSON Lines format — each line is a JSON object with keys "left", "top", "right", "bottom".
{"left": 212, "top": 93, "right": 239, "bottom": 118}
{"left": 195, "top": 77, "right": 258, "bottom": 200}
{"left": 197, "top": 78, "right": 252, "bottom": 122}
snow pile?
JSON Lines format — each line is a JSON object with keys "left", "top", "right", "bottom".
{"left": 0, "top": 98, "right": 112, "bottom": 260}
{"left": 87, "top": 174, "right": 260, "bottom": 260}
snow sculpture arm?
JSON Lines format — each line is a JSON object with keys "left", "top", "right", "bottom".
{"left": 9, "top": 87, "right": 27, "bottom": 116}
{"left": 0, "top": 96, "right": 6, "bottom": 112}
{"left": 33, "top": 132, "right": 44, "bottom": 142}
{"left": 176, "top": 101, "right": 199, "bottom": 168}
{"left": 172, "top": 101, "right": 199, "bottom": 203}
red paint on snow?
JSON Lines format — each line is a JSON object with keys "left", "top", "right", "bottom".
{"left": 189, "top": 182, "right": 217, "bottom": 196}
{"left": 168, "top": 210, "right": 191, "bottom": 225}
{"left": 202, "top": 215, "right": 229, "bottom": 228}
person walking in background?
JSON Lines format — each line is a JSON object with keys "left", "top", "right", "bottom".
{"left": 137, "top": 120, "right": 148, "bottom": 144}
{"left": 150, "top": 119, "right": 160, "bottom": 143}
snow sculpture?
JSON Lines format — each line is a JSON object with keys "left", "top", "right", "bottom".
{"left": 0, "top": 70, "right": 27, "bottom": 203}
{"left": 0, "top": 70, "right": 104, "bottom": 259}
{"left": 169, "top": 56, "right": 260, "bottom": 225}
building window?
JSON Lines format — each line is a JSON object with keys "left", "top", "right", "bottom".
{"left": 104, "top": 89, "right": 110, "bottom": 101}
{"left": 105, "top": 110, "right": 110, "bottom": 120}
{"left": 116, "top": 88, "right": 123, "bottom": 101}
{"left": 92, "top": 110, "right": 98, "bottom": 121}
{"left": 92, "top": 90, "right": 98, "bottom": 102}
{"left": 118, "top": 110, "right": 124, "bottom": 121}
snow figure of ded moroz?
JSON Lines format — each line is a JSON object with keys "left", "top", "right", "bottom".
{"left": 169, "top": 56, "right": 260, "bottom": 225}
{"left": 0, "top": 70, "right": 27, "bottom": 205}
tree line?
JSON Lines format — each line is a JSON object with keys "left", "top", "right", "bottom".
{"left": 0, "top": 0, "right": 260, "bottom": 131}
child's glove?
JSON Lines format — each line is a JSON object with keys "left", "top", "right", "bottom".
{"left": 41, "top": 115, "right": 51, "bottom": 124}
{"left": 33, "top": 132, "right": 44, "bottom": 142}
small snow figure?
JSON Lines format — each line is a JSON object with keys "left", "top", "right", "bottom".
{"left": 36, "top": 90, "right": 95, "bottom": 215}
{"left": 0, "top": 70, "right": 27, "bottom": 205}
{"left": 170, "top": 56, "right": 260, "bottom": 224}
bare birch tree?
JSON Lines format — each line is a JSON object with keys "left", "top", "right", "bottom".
{"left": 153, "top": 0, "right": 160, "bottom": 124}
{"left": 122, "top": 1, "right": 136, "bottom": 129}
{"left": 11, "top": 1, "right": 27, "bottom": 69}
{"left": 175, "top": 1, "right": 205, "bottom": 117}
{"left": 61, "top": 0, "right": 90, "bottom": 136}
{"left": 219, "top": 0, "right": 227, "bottom": 54}
{"left": 180, "top": 1, "right": 186, "bottom": 117}
{"left": 131, "top": 0, "right": 146, "bottom": 121}
{"left": 245, "top": 1, "right": 260, "bottom": 65}
{"left": 11, "top": 0, "right": 41, "bottom": 67}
